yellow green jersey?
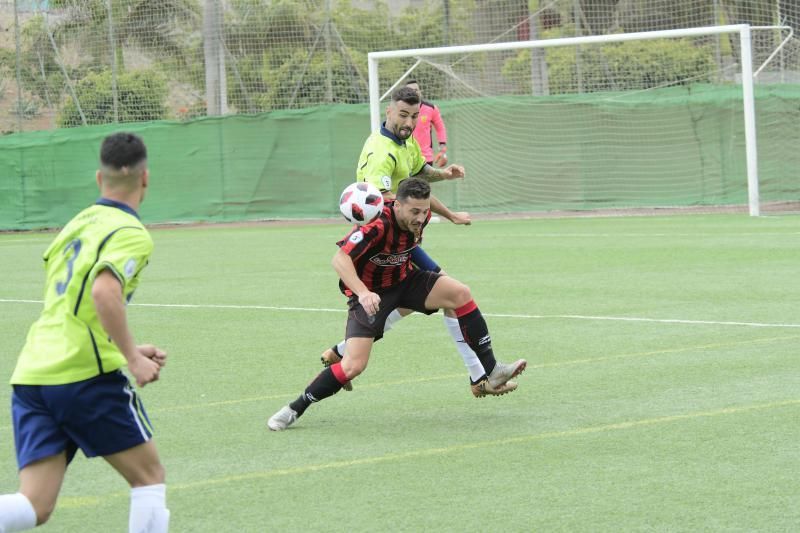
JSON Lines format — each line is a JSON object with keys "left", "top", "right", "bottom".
{"left": 11, "top": 199, "right": 153, "bottom": 385}
{"left": 356, "top": 124, "right": 427, "bottom": 194}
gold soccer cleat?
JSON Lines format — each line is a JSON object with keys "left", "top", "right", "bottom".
{"left": 471, "top": 378, "right": 518, "bottom": 398}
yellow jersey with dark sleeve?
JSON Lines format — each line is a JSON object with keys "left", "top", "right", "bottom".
{"left": 11, "top": 198, "right": 153, "bottom": 385}
{"left": 355, "top": 124, "right": 426, "bottom": 194}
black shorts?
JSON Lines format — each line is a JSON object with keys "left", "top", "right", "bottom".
{"left": 346, "top": 269, "right": 442, "bottom": 340}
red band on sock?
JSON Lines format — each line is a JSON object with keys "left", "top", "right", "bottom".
{"left": 454, "top": 300, "right": 478, "bottom": 318}
{"left": 330, "top": 362, "right": 349, "bottom": 385}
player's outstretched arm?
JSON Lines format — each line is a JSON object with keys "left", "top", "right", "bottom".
{"left": 417, "top": 163, "right": 465, "bottom": 183}
{"left": 430, "top": 194, "right": 471, "bottom": 226}
{"left": 92, "top": 270, "right": 161, "bottom": 386}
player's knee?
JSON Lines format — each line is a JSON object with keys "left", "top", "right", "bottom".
{"left": 341, "top": 358, "right": 367, "bottom": 379}
{"left": 131, "top": 461, "right": 165, "bottom": 487}
{"left": 452, "top": 282, "right": 473, "bottom": 307}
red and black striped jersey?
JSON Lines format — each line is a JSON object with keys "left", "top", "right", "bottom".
{"left": 337, "top": 202, "right": 431, "bottom": 296}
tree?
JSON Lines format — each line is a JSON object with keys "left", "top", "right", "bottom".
{"left": 48, "top": 0, "right": 199, "bottom": 72}
{"left": 502, "top": 38, "right": 716, "bottom": 94}
{"left": 58, "top": 69, "right": 168, "bottom": 127}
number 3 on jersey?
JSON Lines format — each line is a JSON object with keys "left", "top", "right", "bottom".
{"left": 56, "top": 239, "right": 82, "bottom": 295}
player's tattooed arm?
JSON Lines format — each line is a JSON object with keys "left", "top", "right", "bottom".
{"left": 417, "top": 163, "right": 465, "bottom": 183}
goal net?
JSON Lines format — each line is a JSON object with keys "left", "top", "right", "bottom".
{"left": 369, "top": 25, "right": 797, "bottom": 217}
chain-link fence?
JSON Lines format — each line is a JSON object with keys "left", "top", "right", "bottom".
{"left": 0, "top": 0, "right": 797, "bottom": 134}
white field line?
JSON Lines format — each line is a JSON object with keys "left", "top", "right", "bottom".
{"left": 2, "top": 232, "right": 799, "bottom": 243}
{"left": 49, "top": 397, "right": 800, "bottom": 508}
{"left": 0, "top": 238, "right": 49, "bottom": 242}
{"left": 509, "top": 232, "right": 800, "bottom": 238}
{"left": 2, "top": 298, "right": 800, "bottom": 328}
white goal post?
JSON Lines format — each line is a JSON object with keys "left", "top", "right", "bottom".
{"left": 368, "top": 25, "right": 761, "bottom": 216}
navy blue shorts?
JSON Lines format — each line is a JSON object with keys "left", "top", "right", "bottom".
{"left": 11, "top": 370, "right": 153, "bottom": 470}
{"left": 410, "top": 246, "right": 441, "bottom": 273}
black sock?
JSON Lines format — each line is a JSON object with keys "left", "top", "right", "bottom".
{"left": 289, "top": 366, "right": 344, "bottom": 416}
{"left": 456, "top": 302, "right": 496, "bottom": 376}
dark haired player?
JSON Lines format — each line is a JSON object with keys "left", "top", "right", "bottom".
{"left": 321, "top": 86, "right": 525, "bottom": 397}
{"left": 269, "top": 178, "right": 524, "bottom": 431}
{"left": 0, "top": 133, "right": 170, "bottom": 532}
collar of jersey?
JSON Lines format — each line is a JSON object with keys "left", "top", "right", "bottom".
{"left": 95, "top": 197, "right": 140, "bottom": 220}
{"left": 380, "top": 123, "right": 405, "bottom": 146}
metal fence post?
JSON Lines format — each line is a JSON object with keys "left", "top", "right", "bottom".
{"left": 107, "top": 0, "right": 119, "bottom": 122}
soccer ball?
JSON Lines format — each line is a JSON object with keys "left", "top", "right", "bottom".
{"left": 339, "top": 182, "right": 384, "bottom": 225}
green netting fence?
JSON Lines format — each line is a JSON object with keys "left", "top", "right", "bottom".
{"left": 1, "top": 84, "right": 798, "bottom": 230}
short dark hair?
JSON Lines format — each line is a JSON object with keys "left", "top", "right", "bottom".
{"left": 392, "top": 86, "right": 420, "bottom": 106}
{"left": 396, "top": 177, "right": 430, "bottom": 201}
{"left": 100, "top": 132, "right": 147, "bottom": 170}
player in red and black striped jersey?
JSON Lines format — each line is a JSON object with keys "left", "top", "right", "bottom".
{"left": 322, "top": 86, "right": 506, "bottom": 398}
{"left": 336, "top": 200, "right": 429, "bottom": 297}
{"left": 267, "top": 179, "right": 526, "bottom": 431}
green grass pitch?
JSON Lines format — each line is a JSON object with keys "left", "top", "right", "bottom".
{"left": 1, "top": 214, "right": 798, "bottom": 531}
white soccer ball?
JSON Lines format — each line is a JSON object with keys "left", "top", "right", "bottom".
{"left": 339, "top": 182, "right": 384, "bottom": 225}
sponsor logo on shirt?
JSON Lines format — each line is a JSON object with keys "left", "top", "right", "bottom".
{"left": 369, "top": 251, "right": 410, "bottom": 267}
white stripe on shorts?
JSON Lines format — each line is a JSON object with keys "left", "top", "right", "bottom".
{"left": 124, "top": 385, "right": 150, "bottom": 441}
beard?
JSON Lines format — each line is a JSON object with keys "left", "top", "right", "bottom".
{"left": 396, "top": 126, "right": 412, "bottom": 139}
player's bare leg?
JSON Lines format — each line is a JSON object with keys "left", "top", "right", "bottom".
{"left": 272, "top": 337, "right": 374, "bottom": 431}
{"left": 105, "top": 441, "right": 170, "bottom": 533}
{"left": 338, "top": 336, "right": 373, "bottom": 381}
{"left": 322, "top": 265, "right": 504, "bottom": 396}
{"left": 12, "top": 452, "right": 67, "bottom": 526}
{"left": 320, "top": 309, "right": 410, "bottom": 390}
{"left": 322, "top": 303, "right": 522, "bottom": 397}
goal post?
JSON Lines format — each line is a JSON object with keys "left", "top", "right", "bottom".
{"left": 368, "top": 25, "right": 762, "bottom": 216}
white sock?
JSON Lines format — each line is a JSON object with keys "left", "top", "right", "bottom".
{"left": 336, "top": 309, "right": 404, "bottom": 356}
{"left": 0, "top": 493, "right": 37, "bottom": 532}
{"left": 383, "top": 309, "right": 403, "bottom": 331}
{"left": 130, "top": 484, "right": 170, "bottom": 533}
{"left": 443, "top": 315, "right": 485, "bottom": 382}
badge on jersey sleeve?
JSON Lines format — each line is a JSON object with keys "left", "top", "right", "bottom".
{"left": 349, "top": 231, "right": 364, "bottom": 244}
{"left": 381, "top": 175, "right": 392, "bottom": 191}
{"left": 124, "top": 258, "right": 138, "bottom": 278}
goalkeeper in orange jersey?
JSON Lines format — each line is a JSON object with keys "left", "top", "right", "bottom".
{"left": 405, "top": 79, "right": 448, "bottom": 167}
